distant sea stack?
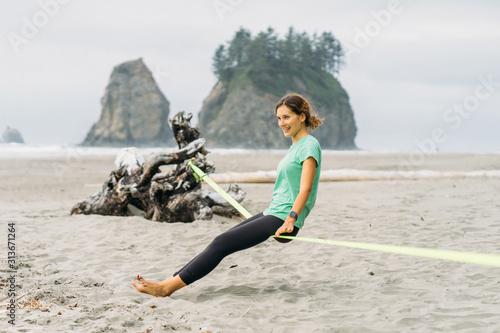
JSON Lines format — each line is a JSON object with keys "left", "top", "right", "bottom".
{"left": 198, "top": 27, "right": 357, "bottom": 149}
{"left": 82, "top": 58, "right": 173, "bottom": 147}
{"left": 2, "top": 126, "right": 24, "bottom": 143}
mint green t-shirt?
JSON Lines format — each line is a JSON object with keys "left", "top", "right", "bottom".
{"left": 263, "top": 135, "right": 322, "bottom": 228}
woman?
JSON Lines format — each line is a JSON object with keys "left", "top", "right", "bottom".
{"left": 132, "top": 93, "right": 323, "bottom": 297}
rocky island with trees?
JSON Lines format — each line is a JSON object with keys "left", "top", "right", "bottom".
{"left": 199, "top": 27, "right": 357, "bottom": 149}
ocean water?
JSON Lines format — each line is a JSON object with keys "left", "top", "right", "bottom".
{"left": 1, "top": 143, "right": 498, "bottom": 159}
{"left": 2, "top": 143, "right": 499, "bottom": 182}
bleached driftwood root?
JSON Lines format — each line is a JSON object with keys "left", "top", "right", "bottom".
{"left": 71, "top": 112, "right": 246, "bottom": 222}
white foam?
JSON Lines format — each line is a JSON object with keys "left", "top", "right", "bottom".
{"left": 210, "top": 168, "right": 500, "bottom": 183}
{"left": 0, "top": 143, "right": 178, "bottom": 158}
{"left": 320, "top": 169, "right": 500, "bottom": 181}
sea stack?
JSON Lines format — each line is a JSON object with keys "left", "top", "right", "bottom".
{"left": 198, "top": 27, "right": 357, "bottom": 149}
{"left": 198, "top": 79, "right": 357, "bottom": 149}
{"left": 2, "top": 126, "right": 25, "bottom": 143}
{"left": 82, "top": 58, "right": 174, "bottom": 147}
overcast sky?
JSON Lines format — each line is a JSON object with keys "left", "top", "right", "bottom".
{"left": 1, "top": 0, "right": 499, "bottom": 153}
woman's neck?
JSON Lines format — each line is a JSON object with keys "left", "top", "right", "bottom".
{"left": 292, "top": 126, "right": 309, "bottom": 144}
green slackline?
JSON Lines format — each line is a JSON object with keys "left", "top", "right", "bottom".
{"left": 189, "top": 161, "right": 500, "bottom": 268}
{"left": 277, "top": 236, "right": 500, "bottom": 268}
{"left": 188, "top": 161, "right": 253, "bottom": 219}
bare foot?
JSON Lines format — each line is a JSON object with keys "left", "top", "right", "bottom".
{"left": 132, "top": 275, "right": 170, "bottom": 297}
{"left": 132, "top": 274, "right": 186, "bottom": 297}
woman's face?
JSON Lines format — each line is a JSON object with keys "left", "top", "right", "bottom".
{"left": 276, "top": 105, "right": 305, "bottom": 138}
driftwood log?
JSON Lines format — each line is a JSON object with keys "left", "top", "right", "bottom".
{"left": 71, "top": 112, "right": 246, "bottom": 222}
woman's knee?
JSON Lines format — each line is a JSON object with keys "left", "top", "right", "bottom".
{"left": 208, "top": 234, "right": 231, "bottom": 254}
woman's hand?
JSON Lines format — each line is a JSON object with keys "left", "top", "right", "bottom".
{"left": 274, "top": 217, "right": 296, "bottom": 238}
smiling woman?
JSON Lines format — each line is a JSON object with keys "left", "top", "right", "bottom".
{"left": 132, "top": 93, "right": 323, "bottom": 298}
{"left": 275, "top": 93, "right": 324, "bottom": 143}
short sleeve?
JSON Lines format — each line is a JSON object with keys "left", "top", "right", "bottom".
{"left": 298, "top": 138, "right": 321, "bottom": 167}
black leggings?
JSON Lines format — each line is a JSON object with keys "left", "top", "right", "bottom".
{"left": 174, "top": 212, "right": 299, "bottom": 285}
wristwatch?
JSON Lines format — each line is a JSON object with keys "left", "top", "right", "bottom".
{"left": 289, "top": 211, "right": 298, "bottom": 220}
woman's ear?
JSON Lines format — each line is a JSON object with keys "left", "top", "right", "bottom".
{"left": 300, "top": 113, "right": 306, "bottom": 123}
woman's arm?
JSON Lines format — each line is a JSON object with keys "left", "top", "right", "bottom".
{"left": 274, "top": 156, "right": 317, "bottom": 238}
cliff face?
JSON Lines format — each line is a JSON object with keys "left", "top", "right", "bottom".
{"left": 198, "top": 81, "right": 288, "bottom": 149}
{"left": 198, "top": 72, "right": 357, "bottom": 149}
{"left": 82, "top": 58, "right": 173, "bottom": 147}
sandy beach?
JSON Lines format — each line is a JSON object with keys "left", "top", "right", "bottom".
{"left": 1, "top": 151, "right": 500, "bottom": 332}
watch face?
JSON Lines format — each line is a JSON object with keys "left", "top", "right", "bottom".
{"left": 289, "top": 211, "right": 298, "bottom": 219}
